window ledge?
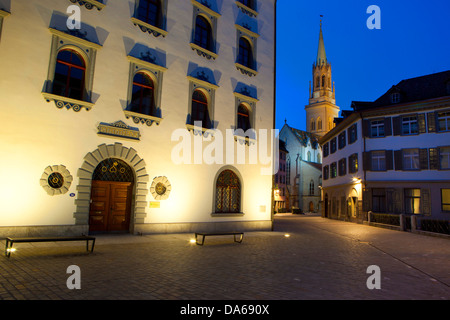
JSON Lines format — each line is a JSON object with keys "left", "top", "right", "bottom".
{"left": 131, "top": 17, "right": 168, "bottom": 38}
{"left": 211, "top": 213, "right": 245, "bottom": 217}
{"left": 0, "top": 9, "right": 10, "bottom": 18}
{"left": 235, "top": 63, "right": 258, "bottom": 77}
{"left": 190, "top": 43, "right": 218, "bottom": 60}
{"left": 71, "top": 0, "right": 106, "bottom": 11}
{"left": 124, "top": 110, "right": 162, "bottom": 127}
{"left": 42, "top": 92, "right": 94, "bottom": 112}
{"left": 235, "top": 1, "right": 258, "bottom": 17}
{"left": 234, "top": 132, "right": 257, "bottom": 146}
{"left": 186, "top": 124, "right": 215, "bottom": 138}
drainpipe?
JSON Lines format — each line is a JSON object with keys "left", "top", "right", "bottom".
{"left": 270, "top": 0, "right": 277, "bottom": 231}
{"left": 361, "top": 112, "right": 367, "bottom": 220}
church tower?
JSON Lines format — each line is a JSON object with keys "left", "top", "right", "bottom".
{"left": 305, "top": 18, "right": 340, "bottom": 137}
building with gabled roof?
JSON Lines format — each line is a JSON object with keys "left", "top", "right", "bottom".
{"left": 319, "top": 70, "right": 450, "bottom": 229}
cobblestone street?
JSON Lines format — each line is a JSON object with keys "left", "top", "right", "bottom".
{"left": 1, "top": 215, "right": 449, "bottom": 302}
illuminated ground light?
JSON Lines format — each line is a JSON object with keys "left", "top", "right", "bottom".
{"left": 6, "top": 248, "right": 16, "bottom": 253}
{"left": 189, "top": 239, "right": 197, "bottom": 244}
{"left": 284, "top": 234, "right": 291, "bottom": 238}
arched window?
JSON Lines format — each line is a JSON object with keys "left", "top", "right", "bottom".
{"left": 317, "top": 153, "right": 321, "bottom": 164}
{"left": 307, "top": 151, "right": 311, "bottom": 162}
{"left": 237, "top": 104, "right": 251, "bottom": 131}
{"left": 137, "top": 0, "right": 162, "bottom": 28}
{"left": 52, "top": 49, "right": 86, "bottom": 100}
{"left": 194, "top": 15, "right": 212, "bottom": 51}
{"left": 191, "top": 90, "right": 211, "bottom": 128}
{"left": 130, "top": 72, "right": 155, "bottom": 116}
{"left": 322, "top": 75, "right": 326, "bottom": 87}
{"left": 215, "top": 170, "right": 241, "bottom": 213}
{"left": 316, "top": 76, "right": 320, "bottom": 88}
{"left": 309, "top": 180, "right": 314, "bottom": 195}
{"left": 238, "top": 37, "right": 253, "bottom": 69}
{"left": 317, "top": 117, "right": 322, "bottom": 130}
{"left": 310, "top": 118, "right": 315, "bottom": 131}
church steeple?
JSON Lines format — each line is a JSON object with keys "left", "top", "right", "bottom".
{"left": 316, "top": 17, "right": 327, "bottom": 66}
{"left": 305, "top": 17, "right": 340, "bottom": 137}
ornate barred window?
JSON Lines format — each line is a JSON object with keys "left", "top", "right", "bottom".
{"left": 215, "top": 170, "right": 241, "bottom": 214}
{"left": 68, "top": 0, "right": 106, "bottom": 11}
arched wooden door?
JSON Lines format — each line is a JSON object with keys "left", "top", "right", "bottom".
{"left": 89, "top": 159, "right": 134, "bottom": 233}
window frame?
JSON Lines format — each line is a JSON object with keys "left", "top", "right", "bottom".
{"left": 213, "top": 168, "right": 243, "bottom": 215}
{"left": 437, "top": 111, "right": 450, "bottom": 132}
{"left": 402, "top": 148, "right": 420, "bottom": 171}
{"left": 441, "top": 189, "right": 450, "bottom": 212}
{"left": 233, "top": 90, "right": 258, "bottom": 144}
{"left": 439, "top": 146, "right": 450, "bottom": 170}
{"left": 348, "top": 153, "right": 358, "bottom": 174}
{"left": 348, "top": 124, "right": 358, "bottom": 144}
{"left": 371, "top": 150, "right": 386, "bottom": 171}
{"left": 132, "top": 0, "right": 168, "bottom": 37}
{"left": 404, "top": 188, "right": 421, "bottom": 214}
{"left": 235, "top": 24, "right": 259, "bottom": 77}
{"left": 370, "top": 119, "right": 385, "bottom": 138}
{"left": 124, "top": 54, "right": 166, "bottom": 126}
{"left": 190, "top": 0, "right": 220, "bottom": 60}
{"left": 186, "top": 75, "right": 218, "bottom": 134}
{"left": 42, "top": 28, "right": 102, "bottom": 112}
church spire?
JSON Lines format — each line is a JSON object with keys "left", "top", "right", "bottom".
{"left": 316, "top": 16, "right": 327, "bottom": 66}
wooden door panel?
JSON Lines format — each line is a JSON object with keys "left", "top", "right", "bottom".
{"left": 89, "top": 181, "right": 111, "bottom": 232}
{"left": 108, "top": 183, "right": 132, "bottom": 232}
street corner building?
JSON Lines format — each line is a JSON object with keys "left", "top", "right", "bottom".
{"left": 319, "top": 70, "right": 450, "bottom": 230}
{"left": 0, "top": 0, "right": 277, "bottom": 237}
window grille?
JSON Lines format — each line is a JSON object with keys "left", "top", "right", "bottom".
{"left": 215, "top": 170, "right": 241, "bottom": 213}
{"left": 92, "top": 158, "right": 134, "bottom": 182}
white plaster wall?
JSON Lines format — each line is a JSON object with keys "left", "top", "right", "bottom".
{"left": 0, "top": 0, "right": 275, "bottom": 228}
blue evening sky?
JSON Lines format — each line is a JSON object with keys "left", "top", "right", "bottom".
{"left": 275, "top": 0, "right": 450, "bottom": 131}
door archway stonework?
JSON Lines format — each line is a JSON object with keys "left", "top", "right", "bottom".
{"left": 74, "top": 143, "right": 149, "bottom": 227}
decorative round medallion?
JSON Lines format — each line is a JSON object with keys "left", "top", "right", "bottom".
{"left": 150, "top": 176, "right": 171, "bottom": 200}
{"left": 40, "top": 165, "right": 73, "bottom": 196}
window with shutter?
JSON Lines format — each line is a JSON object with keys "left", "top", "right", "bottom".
{"left": 394, "top": 150, "right": 403, "bottom": 170}
{"left": 441, "top": 189, "right": 450, "bottom": 211}
{"left": 429, "top": 148, "right": 439, "bottom": 170}
{"left": 403, "top": 149, "right": 420, "bottom": 170}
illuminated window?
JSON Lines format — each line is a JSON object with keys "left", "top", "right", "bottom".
{"left": 349, "top": 153, "right": 358, "bottom": 173}
{"left": 237, "top": 104, "right": 251, "bottom": 131}
{"left": 404, "top": 189, "right": 421, "bottom": 214}
{"left": 129, "top": 72, "right": 155, "bottom": 116}
{"left": 235, "top": 24, "right": 259, "bottom": 77}
{"left": 215, "top": 170, "right": 241, "bottom": 214}
{"left": 42, "top": 28, "right": 101, "bottom": 111}
{"left": 191, "top": 90, "right": 211, "bottom": 129}
{"left": 442, "top": 189, "right": 450, "bottom": 211}
{"left": 52, "top": 49, "right": 86, "bottom": 101}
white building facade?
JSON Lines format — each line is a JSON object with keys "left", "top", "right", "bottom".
{"left": 0, "top": 0, "right": 276, "bottom": 236}
{"left": 320, "top": 71, "right": 450, "bottom": 229}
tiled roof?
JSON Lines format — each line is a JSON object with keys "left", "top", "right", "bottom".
{"left": 352, "top": 70, "right": 450, "bottom": 111}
